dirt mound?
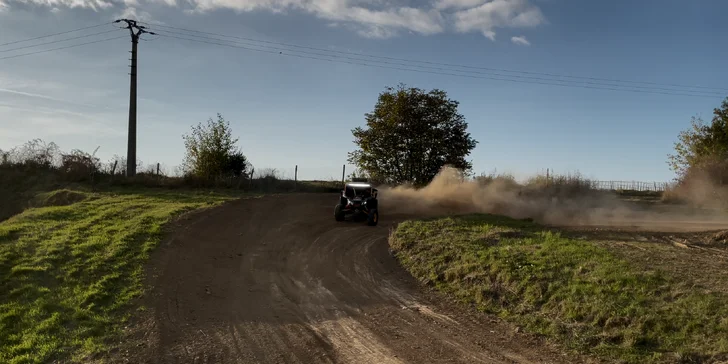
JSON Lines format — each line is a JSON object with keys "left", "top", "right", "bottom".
{"left": 31, "top": 189, "right": 88, "bottom": 208}
{"left": 712, "top": 231, "right": 728, "bottom": 244}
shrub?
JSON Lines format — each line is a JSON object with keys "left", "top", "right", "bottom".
{"left": 182, "top": 113, "right": 250, "bottom": 180}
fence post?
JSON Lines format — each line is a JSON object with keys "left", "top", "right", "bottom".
{"left": 294, "top": 165, "right": 298, "bottom": 191}
{"left": 249, "top": 167, "right": 255, "bottom": 190}
{"left": 342, "top": 164, "right": 346, "bottom": 185}
{"left": 111, "top": 160, "right": 118, "bottom": 177}
{"left": 156, "top": 163, "right": 160, "bottom": 176}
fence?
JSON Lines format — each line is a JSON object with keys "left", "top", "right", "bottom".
{"left": 591, "top": 180, "right": 674, "bottom": 192}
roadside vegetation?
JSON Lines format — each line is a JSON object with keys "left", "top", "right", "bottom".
{"left": 390, "top": 214, "right": 728, "bottom": 363}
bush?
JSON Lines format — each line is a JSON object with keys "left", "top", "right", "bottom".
{"left": 60, "top": 149, "right": 101, "bottom": 182}
{"left": 182, "top": 113, "right": 250, "bottom": 180}
{"left": 1, "top": 139, "right": 61, "bottom": 168}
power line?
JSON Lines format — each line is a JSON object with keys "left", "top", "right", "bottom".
{"left": 146, "top": 22, "right": 728, "bottom": 93}
{"left": 0, "top": 29, "right": 121, "bottom": 53}
{"left": 155, "top": 32, "right": 723, "bottom": 98}
{"left": 0, "top": 22, "right": 112, "bottom": 47}
{"left": 155, "top": 28, "right": 724, "bottom": 96}
{"left": 0, "top": 36, "right": 126, "bottom": 61}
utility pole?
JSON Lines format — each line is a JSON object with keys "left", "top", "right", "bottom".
{"left": 114, "top": 19, "right": 155, "bottom": 177}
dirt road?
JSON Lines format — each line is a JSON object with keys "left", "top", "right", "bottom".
{"left": 128, "top": 193, "right": 578, "bottom": 364}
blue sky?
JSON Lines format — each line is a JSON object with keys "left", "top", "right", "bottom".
{"left": 1, "top": 0, "right": 727, "bottom": 182}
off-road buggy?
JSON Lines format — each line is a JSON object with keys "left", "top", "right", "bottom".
{"left": 334, "top": 179, "right": 379, "bottom": 226}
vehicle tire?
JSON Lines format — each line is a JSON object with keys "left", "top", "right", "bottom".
{"left": 334, "top": 204, "right": 345, "bottom": 221}
{"left": 367, "top": 209, "right": 378, "bottom": 226}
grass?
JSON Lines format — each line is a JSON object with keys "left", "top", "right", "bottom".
{"left": 390, "top": 214, "right": 728, "bottom": 363}
{"left": 0, "top": 189, "right": 240, "bottom": 363}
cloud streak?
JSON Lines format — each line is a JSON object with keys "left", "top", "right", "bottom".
{"left": 0, "top": 87, "right": 103, "bottom": 108}
{"left": 2, "top": 0, "right": 546, "bottom": 40}
{"left": 511, "top": 35, "right": 530, "bottom": 46}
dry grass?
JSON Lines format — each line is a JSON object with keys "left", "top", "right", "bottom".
{"left": 523, "top": 171, "right": 598, "bottom": 197}
{"left": 475, "top": 170, "right": 601, "bottom": 199}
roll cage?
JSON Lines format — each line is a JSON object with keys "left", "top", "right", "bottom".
{"left": 343, "top": 183, "right": 378, "bottom": 199}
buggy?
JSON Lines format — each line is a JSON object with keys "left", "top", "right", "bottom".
{"left": 334, "top": 179, "right": 379, "bottom": 226}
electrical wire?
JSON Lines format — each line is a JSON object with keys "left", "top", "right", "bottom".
{"left": 0, "top": 22, "right": 113, "bottom": 47}
{"left": 0, "top": 36, "right": 127, "bottom": 61}
{"left": 0, "top": 29, "right": 122, "bottom": 53}
{"left": 155, "top": 32, "right": 722, "bottom": 98}
{"left": 145, "top": 22, "right": 728, "bottom": 93}
{"left": 155, "top": 28, "right": 724, "bottom": 96}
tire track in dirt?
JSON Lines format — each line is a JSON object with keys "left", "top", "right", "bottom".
{"left": 130, "top": 194, "right": 580, "bottom": 364}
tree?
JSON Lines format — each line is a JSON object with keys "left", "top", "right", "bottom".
{"left": 182, "top": 113, "right": 249, "bottom": 179}
{"left": 668, "top": 97, "right": 728, "bottom": 182}
{"left": 348, "top": 84, "right": 478, "bottom": 186}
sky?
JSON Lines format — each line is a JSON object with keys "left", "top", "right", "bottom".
{"left": 1, "top": 0, "right": 727, "bottom": 182}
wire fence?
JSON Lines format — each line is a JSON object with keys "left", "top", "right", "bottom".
{"left": 591, "top": 180, "right": 674, "bottom": 192}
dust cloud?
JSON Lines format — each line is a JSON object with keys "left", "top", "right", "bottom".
{"left": 665, "top": 167, "right": 728, "bottom": 210}
{"left": 378, "top": 166, "right": 728, "bottom": 232}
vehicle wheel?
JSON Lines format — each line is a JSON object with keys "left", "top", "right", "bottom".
{"left": 367, "top": 209, "right": 378, "bottom": 226}
{"left": 334, "top": 204, "right": 345, "bottom": 221}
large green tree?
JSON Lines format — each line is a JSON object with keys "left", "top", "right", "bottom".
{"left": 668, "top": 97, "right": 728, "bottom": 181}
{"left": 182, "top": 113, "right": 249, "bottom": 179}
{"left": 348, "top": 84, "right": 478, "bottom": 186}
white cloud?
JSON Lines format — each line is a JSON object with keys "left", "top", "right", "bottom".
{"left": 435, "top": 0, "right": 487, "bottom": 10}
{"left": 1, "top": 0, "right": 546, "bottom": 40}
{"left": 511, "top": 35, "right": 529, "bottom": 45}
{"left": 115, "top": 6, "right": 154, "bottom": 22}
{"left": 451, "top": 0, "right": 544, "bottom": 39}
{"left": 15, "top": 0, "right": 115, "bottom": 10}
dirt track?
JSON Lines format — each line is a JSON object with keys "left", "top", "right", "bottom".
{"left": 127, "top": 193, "right": 580, "bottom": 364}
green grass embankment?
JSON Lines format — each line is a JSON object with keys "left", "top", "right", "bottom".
{"left": 390, "top": 214, "right": 728, "bottom": 363}
{"left": 0, "top": 189, "right": 238, "bottom": 363}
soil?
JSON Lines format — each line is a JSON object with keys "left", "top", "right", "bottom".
{"left": 115, "top": 194, "right": 591, "bottom": 364}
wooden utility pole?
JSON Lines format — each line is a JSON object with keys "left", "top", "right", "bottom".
{"left": 114, "top": 19, "right": 155, "bottom": 177}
